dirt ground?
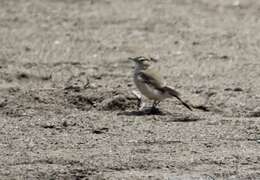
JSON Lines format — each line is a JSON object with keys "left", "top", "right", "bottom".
{"left": 0, "top": 0, "right": 259, "bottom": 179}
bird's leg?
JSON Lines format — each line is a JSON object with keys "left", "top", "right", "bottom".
{"left": 151, "top": 100, "right": 160, "bottom": 113}
{"left": 132, "top": 90, "right": 145, "bottom": 110}
{"left": 153, "top": 100, "right": 160, "bottom": 108}
{"left": 138, "top": 98, "right": 145, "bottom": 111}
{"left": 152, "top": 100, "right": 157, "bottom": 109}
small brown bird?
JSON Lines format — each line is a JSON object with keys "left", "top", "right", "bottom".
{"left": 129, "top": 56, "right": 192, "bottom": 111}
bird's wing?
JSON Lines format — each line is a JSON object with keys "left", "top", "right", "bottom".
{"left": 137, "top": 69, "right": 165, "bottom": 90}
{"left": 138, "top": 69, "right": 193, "bottom": 111}
{"left": 163, "top": 86, "right": 180, "bottom": 97}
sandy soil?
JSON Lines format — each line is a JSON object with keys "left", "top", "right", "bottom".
{"left": 0, "top": 0, "right": 259, "bottom": 179}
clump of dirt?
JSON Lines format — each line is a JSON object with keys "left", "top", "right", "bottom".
{"left": 0, "top": 79, "right": 140, "bottom": 118}
{"left": 65, "top": 93, "right": 94, "bottom": 111}
{"left": 64, "top": 88, "right": 139, "bottom": 111}
{"left": 64, "top": 72, "right": 90, "bottom": 92}
{"left": 100, "top": 93, "right": 139, "bottom": 111}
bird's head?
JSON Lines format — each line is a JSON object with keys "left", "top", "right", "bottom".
{"left": 129, "top": 56, "right": 157, "bottom": 70}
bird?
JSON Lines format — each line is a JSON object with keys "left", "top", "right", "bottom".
{"left": 129, "top": 56, "right": 192, "bottom": 112}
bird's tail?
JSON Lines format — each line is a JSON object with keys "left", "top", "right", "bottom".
{"left": 163, "top": 86, "right": 193, "bottom": 111}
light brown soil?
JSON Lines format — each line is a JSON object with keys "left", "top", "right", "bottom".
{"left": 0, "top": 0, "right": 259, "bottom": 179}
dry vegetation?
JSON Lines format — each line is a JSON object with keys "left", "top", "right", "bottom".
{"left": 0, "top": 0, "right": 259, "bottom": 179}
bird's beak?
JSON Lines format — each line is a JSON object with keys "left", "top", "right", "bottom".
{"left": 150, "top": 57, "right": 158, "bottom": 62}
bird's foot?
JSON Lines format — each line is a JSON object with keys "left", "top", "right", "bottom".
{"left": 148, "top": 106, "right": 161, "bottom": 115}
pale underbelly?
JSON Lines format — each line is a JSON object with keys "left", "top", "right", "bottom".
{"left": 134, "top": 79, "right": 169, "bottom": 101}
